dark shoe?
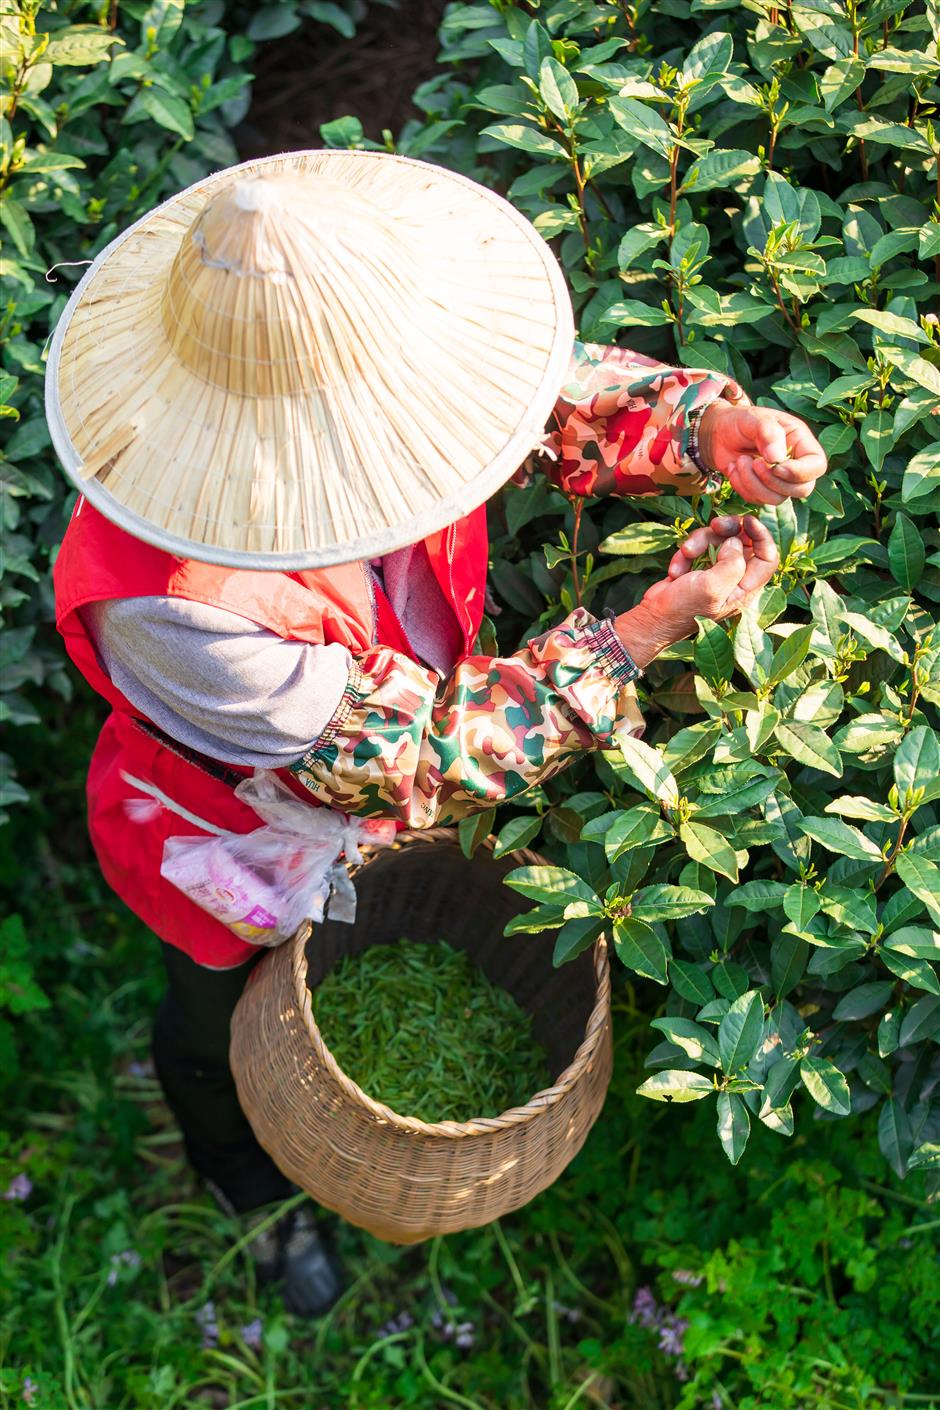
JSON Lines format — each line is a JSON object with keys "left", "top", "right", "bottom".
{"left": 206, "top": 1180, "right": 344, "bottom": 1318}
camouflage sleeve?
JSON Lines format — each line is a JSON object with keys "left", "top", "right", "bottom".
{"left": 290, "top": 608, "right": 644, "bottom": 827}
{"left": 542, "top": 340, "right": 749, "bottom": 498}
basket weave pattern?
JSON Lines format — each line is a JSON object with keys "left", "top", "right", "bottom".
{"left": 229, "top": 832, "right": 612, "bottom": 1243}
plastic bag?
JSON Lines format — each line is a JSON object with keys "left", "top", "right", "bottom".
{"left": 146, "top": 770, "right": 395, "bottom": 946}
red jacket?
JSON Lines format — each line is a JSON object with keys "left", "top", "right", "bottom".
{"left": 54, "top": 498, "right": 487, "bottom": 968}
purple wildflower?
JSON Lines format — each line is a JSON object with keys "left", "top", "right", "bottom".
{"left": 106, "top": 1249, "right": 141, "bottom": 1286}
{"left": 674, "top": 1360, "right": 691, "bottom": 1383}
{"left": 658, "top": 1315, "right": 689, "bottom": 1358}
{"left": 630, "top": 1286, "right": 661, "bottom": 1329}
{"left": 21, "top": 1379, "right": 37, "bottom": 1406}
{"left": 377, "top": 1311, "right": 414, "bottom": 1338}
{"left": 127, "top": 1060, "right": 154, "bottom": 1078}
{"left": 712, "top": 1394, "right": 723, "bottom": 1409}
{"left": 241, "top": 1317, "right": 263, "bottom": 1351}
{"left": 195, "top": 1300, "right": 219, "bottom": 1349}
{"left": 3, "top": 1174, "right": 33, "bottom": 1202}
{"left": 453, "top": 1321, "right": 475, "bottom": 1350}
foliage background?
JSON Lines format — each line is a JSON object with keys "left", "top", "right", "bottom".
{"left": 1, "top": 0, "right": 939, "bottom": 1405}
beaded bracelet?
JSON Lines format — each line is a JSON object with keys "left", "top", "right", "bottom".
{"left": 687, "top": 403, "right": 724, "bottom": 494}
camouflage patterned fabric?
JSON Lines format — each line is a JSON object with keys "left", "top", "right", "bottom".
{"left": 291, "top": 613, "right": 643, "bottom": 826}
{"left": 543, "top": 340, "right": 748, "bottom": 497}
{"left": 292, "top": 341, "right": 733, "bottom": 825}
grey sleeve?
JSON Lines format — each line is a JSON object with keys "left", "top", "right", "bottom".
{"left": 82, "top": 596, "right": 352, "bottom": 768}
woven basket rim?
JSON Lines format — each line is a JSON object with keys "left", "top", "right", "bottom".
{"left": 289, "top": 830, "right": 611, "bottom": 1139}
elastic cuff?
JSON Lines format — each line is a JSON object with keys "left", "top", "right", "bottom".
{"left": 576, "top": 618, "right": 642, "bottom": 684}
{"left": 293, "top": 662, "right": 365, "bottom": 770}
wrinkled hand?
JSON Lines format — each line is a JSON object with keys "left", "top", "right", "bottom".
{"left": 699, "top": 402, "right": 827, "bottom": 505}
{"left": 615, "top": 516, "right": 779, "bottom": 665}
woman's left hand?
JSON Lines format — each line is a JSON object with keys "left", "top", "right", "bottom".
{"left": 699, "top": 402, "right": 827, "bottom": 506}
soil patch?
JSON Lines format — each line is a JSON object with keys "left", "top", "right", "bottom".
{"left": 235, "top": 1, "right": 446, "bottom": 159}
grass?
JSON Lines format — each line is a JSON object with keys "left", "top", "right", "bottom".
{"left": 1, "top": 700, "right": 937, "bottom": 1410}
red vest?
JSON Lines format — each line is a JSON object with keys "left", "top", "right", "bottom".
{"left": 54, "top": 499, "right": 489, "bottom": 968}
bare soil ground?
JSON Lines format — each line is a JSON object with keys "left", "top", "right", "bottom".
{"left": 235, "top": 0, "right": 447, "bottom": 158}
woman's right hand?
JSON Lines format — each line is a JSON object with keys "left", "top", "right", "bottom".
{"left": 613, "top": 514, "right": 779, "bottom": 667}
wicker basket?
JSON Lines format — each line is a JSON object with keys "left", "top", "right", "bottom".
{"left": 229, "top": 831, "right": 612, "bottom": 1244}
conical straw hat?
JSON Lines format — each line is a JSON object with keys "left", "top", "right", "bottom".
{"left": 45, "top": 150, "right": 574, "bottom": 568}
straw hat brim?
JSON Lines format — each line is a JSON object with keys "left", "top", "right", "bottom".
{"left": 45, "top": 150, "right": 574, "bottom": 570}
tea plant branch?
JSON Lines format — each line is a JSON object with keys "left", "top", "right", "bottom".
{"left": 569, "top": 496, "right": 584, "bottom": 605}
{"left": 875, "top": 817, "right": 910, "bottom": 888}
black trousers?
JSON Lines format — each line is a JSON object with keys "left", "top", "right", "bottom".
{"left": 151, "top": 942, "right": 294, "bottom": 1213}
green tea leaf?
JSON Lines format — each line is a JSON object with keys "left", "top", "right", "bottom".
{"left": 538, "top": 56, "right": 579, "bottom": 122}
{"left": 902, "top": 443, "right": 940, "bottom": 503}
{"left": 636, "top": 1069, "right": 714, "bottom": 1102}
{"left": 824, "top": 796, "right": 896, "bottom": 823}
{"left": 480, "top": 123, "right": 568, "bottom": 158}
{"left": 878, "top": 1097, "right": 912, "bottom": 1177}
{"left": 879, "top": 947, "right": 940, "bottom": 994}
{"left": 732, "top": 880, "right": 788, "bottom": 911}
{"left": 900, "top": 995, "right": 940, "bottom": 1046}
{"left": 504, "top": 865, "right": 601, "bottom": 908}
{"left": 608, "top": 737, "right": 679, "bottom": 805}
{"left": 774, "top": 721, "right": 843, "bottom": 777}
{"left": 832, "top": 981, "right": 895, "bottom": 1021}
{"left": 797, "top": 816, "right": 882, "bottom": 862}
{"left": 650, "top": 1016, "right": 720, "bottom": 1064}
{"left": 552, "top": 916, "right": 604, "bottom": 966}
{"left": 768, "top": 624, "right": 814, "bottom": 685}
{"left": 492, "top": 814, "right": 543, "bottom": 859}
{"left": 716, "top": 1091, "right": 750, "bottom": 1164}
{"left": 800, "top": 1056, "right": 851, "bottom": 1114}
{"left": 631, "top": 883, "right": 714, "bottom": 921}
{"left": 459, "top": 807, "right": 497, "bottom": 858}
{"left": 783, "top": 884, "right": 821, "bottom": 928}
{"left": 680, "top": 820, "right": 739, "bottom": 881}
{"left": 895, "top": 854, "right": 940, "bottom": 927}
{"left": 883, "top": 927, "right": 940, "bottom": 961}
{"left": 888, "top": 511, "right": 925, "bottom": 590}
{"left": 613, "top": 917, "right": 669, "bottom": 984}
{"left": 671, "top": 958, "right": 716, "bottom": 1006}
{"left": 894, "top": 726, "right": 940, "bottom": 800}
{"left": 718, "top": 990, "right": 765, "bottom": 1071}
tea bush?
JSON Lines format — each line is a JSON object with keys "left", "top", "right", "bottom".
{"left": 0, "top": 0, "right": 264, "bottom": 815}
{"left": 381, "top": 0, "right": 940, "bottom": 1179}
{"left": 3, "top": 0, "right": 939, "bottom": 1181}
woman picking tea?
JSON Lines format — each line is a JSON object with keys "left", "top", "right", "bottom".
{"left": 47, "top": 153, "right": 826, "bottom": 1317}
